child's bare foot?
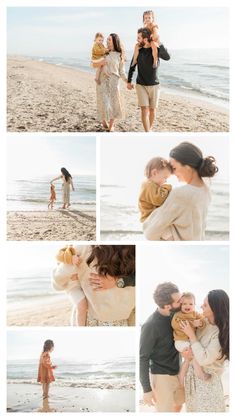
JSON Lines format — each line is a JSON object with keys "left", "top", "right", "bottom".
{"left": 95, "top": 78, "right": 101, "bottom": 85}
{"left": 102, "top": 120, "right": 109, "bottom": 130}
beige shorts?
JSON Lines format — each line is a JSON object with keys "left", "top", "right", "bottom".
{"left": 136, "top": 84, "right": 160, "bottom": 108}
{"left": 151, "top": 374, "right": 185, "bottom": 412}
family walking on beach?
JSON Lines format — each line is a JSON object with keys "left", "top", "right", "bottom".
{"left": 91, "top": 10, "right": 170, "bottom": 132}
{"left": 49, "top": 167, "right": 74, "bottom": 210}
{"left": 140, "top": 282, "right": 229, "bottom": 412}
{"left": 52, "top": 245, "right": 135, "bottom": 326}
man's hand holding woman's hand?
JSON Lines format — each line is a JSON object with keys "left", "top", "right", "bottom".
{"left": 127, "top": 83, "right": 134, "bottom": 90}
{"left": 143, "top": 391, "right": 156, "bottom": 407}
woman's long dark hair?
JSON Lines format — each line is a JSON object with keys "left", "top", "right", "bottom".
{"left": 208, "top": 289, "right": 229, "bottom": 360}
{"left": 86, "top": 245, "right": 135, "bottom": 277}
{"left": 109, "top": 33, "right": 125, "bottom": 62}
{"left": 61, "top": 167, "right": 72, "bottom": 182}
{"left": 43, "top": 339, "right": 54, "bottom": 353}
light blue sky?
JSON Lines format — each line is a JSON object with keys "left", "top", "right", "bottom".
{"left": 7, "top": 136, "right": 96, "bottom": 177}
{"left": 139, "top": 245, "right": 229, "bottom": 323}
{"left": 7, "top": 329, "right": 135, "bottom": 361}
{"left": 7, "top": 7, "right": 229, "bottom": 56}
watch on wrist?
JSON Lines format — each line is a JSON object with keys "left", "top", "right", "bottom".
{"left": 116, "top": 278, "right": 125, "bottom": 288}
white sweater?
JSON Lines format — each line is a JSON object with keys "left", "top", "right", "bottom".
{"left": 143, "top": 183, "right": 211, "bottom": 241}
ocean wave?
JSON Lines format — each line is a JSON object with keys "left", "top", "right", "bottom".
{"left": 7, "top": 197, "right": 96, "bottom": 205}
{"left": 186, "top": 63, "right": 229, "bottom": 71}
{"left": 7, "top": 378, "right": 135, "bottom": 390}
{"left": 101, "top": 230, "right": 142, "bottom": 235}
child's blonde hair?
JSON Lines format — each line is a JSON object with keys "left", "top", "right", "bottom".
{"left": 181, "top": 292, "right": 196, "bottom": 303}
{"left": 94, "top": 32, "right": 104, "bottom": 42}
{"left": 145, "top": 157, "right": 172, "bottom": 178}
{"left": 56, "top": 245, "right": 76, "bottom": 264}
{"left": 143, "top": 10, "right": 155, "bottom": 22}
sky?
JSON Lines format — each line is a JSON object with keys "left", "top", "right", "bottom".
{"left": 7, "top": 329, "right": 135, "bottom": 361}
{"left": 138, "top": 244, "right": 229, "bottom": 324}
{"left": 7, "top": 136, "right": 96, "bottom": 178}
{"left": 101, "top": 135, "right": 229, "bottom": 188}
{"left": 7, "top": 7, "right": 229, "bottom": 56}
{"left": 7, "top": 242, "right": 71, "bottom": 277}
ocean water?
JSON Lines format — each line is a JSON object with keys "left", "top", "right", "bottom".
{"left": 7, "top": 270, "right": 57, "bottom": 310}
{"left": 7, "top": 174, "right": 96, "bottom": 211}
{"left": 100, "top": 180, "right": 229, "bottom": 241}
{"left": 29, "top": 48, "right": 229, "bottom": 107}
{"left": 7, "top": 358, "right": 135, "bottom": 390}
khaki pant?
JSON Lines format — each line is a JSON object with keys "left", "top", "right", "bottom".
{"left": 151, "top": 374, "right": 185, "bottom": 412}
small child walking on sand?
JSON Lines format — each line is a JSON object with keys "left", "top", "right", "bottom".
{"left": 133, "top": 10, "right": 160, "bottom": 68}
{"left": 171, "top": 292, "right": 211, "bottom": 387}
{"left": 91, "top": 32, "right": 109, "bottom": 84}
{"left": 48, "top": 184, "right": 56, "bottom": 210}
{"left": 53, "top": 245, "right": 88, "bottom": 326}
{"left": 37, "top": 340, "right": 57, "bottom": 399}
{"left": 138, "top": 157, "right": 172, "bottom": 223}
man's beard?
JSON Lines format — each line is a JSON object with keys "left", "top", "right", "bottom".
{"left": 170, "top": 306, "right": 180, "bottom": 314}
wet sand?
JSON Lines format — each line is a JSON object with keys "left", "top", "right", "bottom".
{"left": 7, "top": 383, "right": 135, "bottom": 412}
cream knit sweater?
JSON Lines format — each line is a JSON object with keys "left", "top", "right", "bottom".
{"left": 191, "top": 321, "right": 225, "bottom": 375}
{"left": 143, "top": 183, "right": 211, "bottom": 241}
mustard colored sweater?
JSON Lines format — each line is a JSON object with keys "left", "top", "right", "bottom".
{"left": 171, "top": 310, "right": 206, "bottom": 341}
{"left": 91, "top": 43, "right": 107, "bottom": 60}
{"left": 138, "top": 180, "right": 172, "bottom": 222}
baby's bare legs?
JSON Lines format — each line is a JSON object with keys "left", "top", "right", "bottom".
{"left": 178, "top": 359, "right": 190, "bottom": 387}
{"left": 76, "top": 297, "right": 88, "bottom": 326}
{"left": 94, "top": 59, "right": 107, "bottom": 84}
{"left": 95, "top": 67, "right": 103, "bottom": 85}
{"left": 132, "top": 44, "right": 140, "bottom": 66}
{"left": 192, "top": 358, "right": 211, "bottom": 381}
{"left": 151, "top": 41, "right": 158, "bottom": 68}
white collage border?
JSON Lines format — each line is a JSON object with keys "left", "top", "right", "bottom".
{"left": 0, "top": 0, "right": 235, "bottom": 418}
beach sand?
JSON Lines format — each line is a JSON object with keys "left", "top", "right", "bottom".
{"left": 7, "top": 298, "right": 72, "bottom": 326}
{"left": 7, "top": 209, "right": 96, "bottom": 241}
{"left": 7, "top": 56, "right": 229, "bottom": 132}
{"left": 7, "top": 383, "right": 135, "bottom": 412}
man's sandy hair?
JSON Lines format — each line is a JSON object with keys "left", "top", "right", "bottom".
{"left": 153, "top": 282, "right": 179, "bottom": 308}
{"left": 145, "top": 157, "right": 172, "bottom": 178}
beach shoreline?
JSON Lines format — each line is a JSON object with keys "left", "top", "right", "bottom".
{"left": 7, "top": 56, "right": 229, "bottom": 132}
{"left": 7, "top": 210, "right": 96, "bottom": 241}
{"left": 7, "top": 383, "right": 135, "bottom": 412}
{"left": 100, "top": 230, "right": 229, "bottom": 241}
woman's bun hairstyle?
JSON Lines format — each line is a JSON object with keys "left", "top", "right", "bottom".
{"left": 170, "top": 142, "right": 218, "bottom": 178}
{"left": 198, "top": 156, "right": 218, "bottom": 178}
